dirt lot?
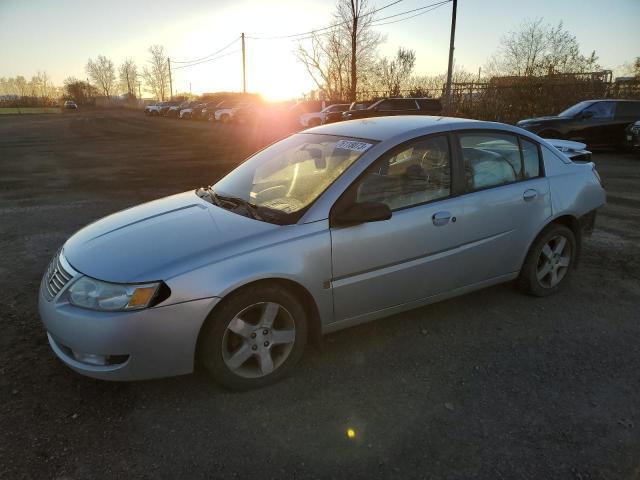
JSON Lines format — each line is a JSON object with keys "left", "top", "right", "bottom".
{"left": 1, "top": 109, "right": 639, "bottom": 479}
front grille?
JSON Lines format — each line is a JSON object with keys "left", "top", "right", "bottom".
{"left": 43, "top": 251, "right": 73, "bottom": 301}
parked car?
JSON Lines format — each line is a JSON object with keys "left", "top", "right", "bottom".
{"left": 199, "top": 102, "right": 220, "bottom": 120}
{"left": 324, "top": 101, "right": 374, "bottom": 124}
{"left": 214, "top": 102, "right": 249, "bottom": 123}
{"left": 342, "top": 98, "right": 443, "bottom": 121}
{"left": 63, "top": 100, "right": 78, "bottom": 110}
{"left": 516, "top": 99, "right": 640, "bottom": 148}
{"left": 159, "top": 101, "right": 179, "bottom": 116}
{"left": 624, "top": 120, "right": 640, "bottom": 152}
{"left": 144, "top": 102, "right": 163, "bottom": 116}
{"left": 178, "top": 101, "right": 202, "bottom": 120}
{"left": 546, "top": 139, "right": 592, "bottom": 162}
{"left": 300, "top": 103, "right": 350, "bottom": 128}
{"left": 39, "top": 116, "right": 605, "bottom": 390}
{"left": 168, "top": 101, "right": 192, "bottom": 118}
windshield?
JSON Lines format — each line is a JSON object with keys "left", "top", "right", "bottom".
{"left": 559, "top": 101, "right": 593, "bottom": 117}
{"left": 212, "top": 133, "right": 375, "bottom": 223}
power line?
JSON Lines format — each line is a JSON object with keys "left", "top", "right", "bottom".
{"left": 246, "top": 0, "right": 405, "bottom": 40}
{"left": 252, "top": 0, "right": 451, "bottom": 43}
{"left": 370, "top": 0, "right": 449, "bottom": 26}
{"left": 172, "top": 37, "right": 240, "bottom": 64}
{"left": 172, "top": 49, "right": 241, "bottom": 70}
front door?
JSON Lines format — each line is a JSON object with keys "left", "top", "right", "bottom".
{"left": 330, "top": 134, "right": 468, "bottom": 321}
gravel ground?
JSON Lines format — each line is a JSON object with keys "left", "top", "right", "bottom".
{"left": 1, "top": 110, "right": 639, "bottom": 479}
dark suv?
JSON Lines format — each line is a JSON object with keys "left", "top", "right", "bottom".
{"left": 342, "top": 98, "right": 442, "bottom": 121}
{"left": 517, "top": 99, "right": 640, "bottom": 148}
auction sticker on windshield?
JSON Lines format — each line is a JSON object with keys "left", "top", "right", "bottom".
{"left": 336, "top": 140, "right": 373, "bottom": 152}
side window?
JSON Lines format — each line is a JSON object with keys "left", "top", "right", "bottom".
{"left": 376, "top": 100, "right": 394, "bottom": 111}
{"left": 583, "top": 101, "right": 615, "bottom": 120}
{"left": 615, "top": 101, "right": 640, "bottom": 118}
{"left": 521, "top": 139, "right": 541, "bottom": 178}
{"left": 459, "top": 133, "right": 522, "bottom": 191}
{"left": 356, "top": 135, "right": 451, "bottom": 210}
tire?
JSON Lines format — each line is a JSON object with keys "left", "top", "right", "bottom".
{"left": 199, "top": 284, "right": 308, "bottom": 390}
{"left": 308, "top": 118, "right": 321, "bottom": 127}
{"left": 220, "top": 114, "right": 230, "bottom": 124}
{"left": 518, "top": 224, "right": 577, "bottom": 297}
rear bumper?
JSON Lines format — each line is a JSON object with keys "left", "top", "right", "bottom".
{"left": 39, "top": 285, "right": 219, "bottom": 381}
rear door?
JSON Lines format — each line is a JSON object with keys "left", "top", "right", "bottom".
{"left": 451, "top": 131, "right": 552, "bottom": 285}
{"left": 578, "top": 101, "right": 617, "bottom": 146}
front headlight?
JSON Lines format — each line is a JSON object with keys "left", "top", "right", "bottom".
{"left": 68, "top": 277, "right": 161, "bottom": 311}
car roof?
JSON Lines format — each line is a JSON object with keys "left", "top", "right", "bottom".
{"left": 306, "top": 115, "right": 485, "bottom": 141}
{"left": 585, "top": 99, "right": 640, "bottom": 103}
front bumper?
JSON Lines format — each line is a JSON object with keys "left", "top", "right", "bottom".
{"left": 39, "top": 279, "right": 219, "bottom": 381}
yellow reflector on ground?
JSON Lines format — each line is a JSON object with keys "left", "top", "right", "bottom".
{"left": 128, "top": 287, "right": 157, "bottom": 308}
{"left": 347, "top": 428, "right": 356, "bottom": 439}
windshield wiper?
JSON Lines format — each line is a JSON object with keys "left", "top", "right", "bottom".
{"left": 196, "top": 186, "right": 222, "bottom": 207}
{"left": 212, "top": 192, "right": 265, "bottom": 221}
{"left": 198, "top": 187, "right": 291, "bottom": 224}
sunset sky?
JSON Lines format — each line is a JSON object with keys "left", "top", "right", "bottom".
{"left": 1, "top": 0, "right": 638, "bottom": 100}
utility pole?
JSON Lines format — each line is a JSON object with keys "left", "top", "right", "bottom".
{"left": 168, "top": 57, "right": 173, "bottom": 100}
{"left": 138, "top": 81, "right": 142, "bottom": 99}
{"left": 444, "top": 0, "right": 457, "bottom": 112}
{"left": 241, "top": 32, "right": 246, "bottom": 93}
{"left": 189, "top": 82, "right": 192, "bottom": 95}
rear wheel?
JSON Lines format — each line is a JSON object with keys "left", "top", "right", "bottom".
{"left": 518, "top": 224, "right": 576, "bottom": 296}
{"left": 220, "top": 114, "right": 230, "bottom": 124}
{"left": 199, "top": 285, "right": 308, "bottom": 390}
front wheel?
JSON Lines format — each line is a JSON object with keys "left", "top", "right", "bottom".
{"left": 518, "top": 224, "right": 577, "bottom": 296}
{"left": 199, "top": 285, "right": 308, "bottom": 390}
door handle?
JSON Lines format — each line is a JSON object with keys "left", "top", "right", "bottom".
{"left": 432, "top": 211, "right": 453, "bottom": 226}
{"left": 523, "top": 189, "right": 538, "bottom": 202}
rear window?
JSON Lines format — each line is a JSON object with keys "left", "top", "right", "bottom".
{"left": 377, "top": 99, "right": 418, "bottom": 111}
{"left": 458, "top": 132, "right": 542, "bottom": 191}
{"left": 417, "top": 99, "right": 442, "bottom": 112}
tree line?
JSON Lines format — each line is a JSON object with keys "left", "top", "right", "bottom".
{"left": 0, "top": 45, "right": 172, "bottom": 104}
{"left": 1, "top": 6, "right": 638, "bottom": 105}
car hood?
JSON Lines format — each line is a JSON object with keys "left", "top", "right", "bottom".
{"left": 63, "top": 191, "right": 278, "bottom": 283}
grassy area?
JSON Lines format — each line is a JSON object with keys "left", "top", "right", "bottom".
{"left": 0, "top": 107, "right": 61, "bottom": 114}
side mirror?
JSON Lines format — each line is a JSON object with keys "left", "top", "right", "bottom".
{"left": 580, "top": 111, "right": 594, "bottom": 119}
{"left": 331, "top": 201, "right": 392, "bottom": 227}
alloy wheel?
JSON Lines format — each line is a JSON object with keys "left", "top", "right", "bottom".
{"left": 221, "top": 302, "right": 296, "bottom": 378}
{"left": 536, "top": 234, "right": 572, "bottom": 288}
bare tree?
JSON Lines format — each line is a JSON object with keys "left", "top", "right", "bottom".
{"left": 487, "top": 19, "right": 599, "bottom": 77}
{"left": 142, "top": 45, "right": 170, "bottom": 101}
{"left": 86, "top": 55, "right": 116, "bottom": 96}
{"left": 296, "top": 29, "right": 350, "bottom": 101}
{"left": 376, "top": 48, "right": 416, "bottom": 97}
{"left": 618, "top": 57, "right": 640, "bottom": 78}
{"left": 296, "top": 0, "right": 382, "bottom": 101}
{"left": 336, "top": 0, "right": 383, "bottom": 100}
{"left": 118, "top": 59, "right": 138, "bottom": 96}
{"left": 29, "top": 71, "right": 54, "bottom": 98}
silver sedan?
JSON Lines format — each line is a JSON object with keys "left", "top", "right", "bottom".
{"left": 39, "top": 116, "right": 606, "bottom": 390}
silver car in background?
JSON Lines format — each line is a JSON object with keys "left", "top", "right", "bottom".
{"left": 39, "top": 116, "right": 606, "bottom": 390}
